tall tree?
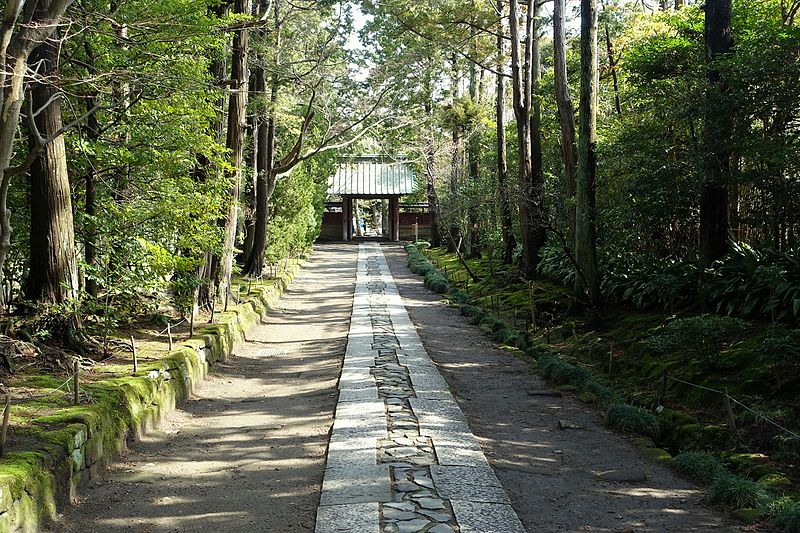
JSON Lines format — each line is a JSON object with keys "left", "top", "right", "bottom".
{"left": 700, "top": 0, "right": 734, "bottom": 267}
{"left": 496, "top": 0, "right": 515, "bottom": 264}
{"left": 0, "top": 0, "right": 72, "bottom": 305}
{"left": 25, "top": 29, "right": 79, "bottom": 304}
{"left": 219, "top": 0, "right": 250, "bottom": 303}
{"left": 576, "top": 0, "right": 602, "bottom": 305}
{"left": 554, "top": 0, "right": 578, "bottom": 242}
{"left": 509, "top": 0, "right": 544, "bottom": 278}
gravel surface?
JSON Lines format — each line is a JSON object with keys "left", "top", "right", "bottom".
{"left": 49, "top": 244, "right": 357, "bottom": 533}
{"left": 382, "top": 243, "right": 741, "bottom": 533}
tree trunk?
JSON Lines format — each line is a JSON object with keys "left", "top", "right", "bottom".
{"left": 26, "top": 31, "right": 79, "bottom": 304}
{"left": 218, "top": 0, "right": 249, "bottom": 303}
{"left": 700, "top": 0, "right": 733, "bottom": 267}
{"left": 575, "top": 0, "right": 602, "bottom": 305}
{"left": 84, "top": 95, "right": 100, "bottom": 298}
{"left": 424, "top": 98, "right": 442, "bottom": 247}
{"left": 605, "top": 25, "right": 622, "bottom": 116}
{"left": 244, "top": 0, "right": 281, "bottom": 277}
{"left": 554, "top": 0, "right": 578, "bottom": 244}
{"left": 197, "top": 1, "right": 228, "bottom": 310}
{"left": 0, "top": 0, "right": 71, "bottom": 307}
{"left": 528, "top": 1, "right": 547, "bottom": 270}
{"left": 448, "top": 57, "right": 462, "bottom": 253}
{"left": 509, "top": 0, "right": 539, "bottom": 278}
{"left": 496, "top": 0, "right": 515, "bottom": 264}
{"left": 466, "top": 28, "right": 481, "bottom": 258}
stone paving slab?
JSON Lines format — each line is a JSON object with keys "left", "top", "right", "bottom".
{"left": 338, "top": 388, "right": 380, "bottom": 402}
{"left": 320, "top": 464, "right": 393, "bottom": 505}
{"left": 316, "top": 243, "right": 523, "bottom": 532}
{"left": 315, "top": 502, "right": 380, "bottom": 533}
{"left": 449, "top": 501, "right": 527, "bottom": 533}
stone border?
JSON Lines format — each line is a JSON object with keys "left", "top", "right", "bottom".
{"left": 0, "top": 260, "right": 304, "bottom": 533}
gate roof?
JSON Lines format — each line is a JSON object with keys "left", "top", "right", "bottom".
{"left": 328, "top": 155, "right": 416, "bottom": 196}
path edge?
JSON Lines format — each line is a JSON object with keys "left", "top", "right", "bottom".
{"left": 0, "top": 258, "right": 307, "bottom": 533}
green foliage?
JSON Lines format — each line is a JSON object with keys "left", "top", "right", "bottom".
{"left": 702, "top": 244, "right": 800, "bottom": 322}
{"left": 709, "top": 473, "right": 771, "bottom": 509}
{"left": 770, "top": 499, "right": 800, "bottom": 533}
{"left": 606, "top": 404, "right": 659, "bottom": 437}
{"left": 643, "top": 315, "right": 749, "bottom": 368}
{"left": 538, "top": 354, "right": 593, "bottom": 386}
{"left": 672, "top": 451, "right": 725, "bottom": 483}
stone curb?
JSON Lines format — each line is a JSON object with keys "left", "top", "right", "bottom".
{"left": 0, "top": 259, "right": 305, "bottom": 533}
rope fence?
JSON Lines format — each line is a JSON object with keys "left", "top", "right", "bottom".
{"left": 663, "top": 374, "right": 800, "bottom": 440}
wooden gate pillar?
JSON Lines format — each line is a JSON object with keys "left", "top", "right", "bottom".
{"left": 342, "top": 196, "right": 350, "bottom": 241}
{"left": 390, "top": 196, "right": 400, "bottom": 241}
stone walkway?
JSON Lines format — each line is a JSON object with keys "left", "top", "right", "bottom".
{"left": 316, "top": 243, "right": 525, "bottom": 533}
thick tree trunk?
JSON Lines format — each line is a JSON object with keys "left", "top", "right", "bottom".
{"left": 0, "top": 0, "right": 71, "bottom": 306}
{"left": 575, "top": 0, "right": 602, "bottom": 305}
{"left": 244, "top": 1, "right": 281, "bottom": 277}
{"left": 700, "top": 0, "right": 733, "bottom": 267}
{"left": 26, "top": 32, "right": 79, "bottom": 304}
{"left": 496, "top": 0, "right": 515, "bottom": 264}
{"left": 218, "top": 0, "right": 249, "bottom": 303}
{"left": 554, "top": 0, "right": 578, "bottom": 244}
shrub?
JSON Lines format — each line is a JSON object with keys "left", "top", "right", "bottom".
{"left": 709, "top": 473, "right": 770, "bottom": 509}
{"left": 770, "top": 499, "right": 800, "bottom": 533}
{"left": 461, "top": 305, "right": 483, "bottom": 318}
{"left": 643, "top": 314, "right": 749, "bottom": 368}
{"left": 606, "top": 403, "right": 659, "bottom": 437}
{"left": 672, "top": 451, "right": 725, "bottom": 483}
{"left": 538, "top": 354, "right": 593, "bottom": 386}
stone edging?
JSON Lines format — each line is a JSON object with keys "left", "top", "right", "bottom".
{"left": 0, "top": 260, "right": 304, "bottom": 533}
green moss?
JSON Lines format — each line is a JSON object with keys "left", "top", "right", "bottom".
{"left": 724, "top": 452, "right": 776, "bottom": 480}
{"left": 732, "top": 508, "right": 761, "bottom": 523}
{"left": 639, "top": 446, "right": 673, "bottom": 463}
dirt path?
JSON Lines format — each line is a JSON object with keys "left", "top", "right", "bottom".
{"left": 49, "top": 244, "right": 357, "bottom": 533}
{"left": 382, "top": 244, "right": 739, "bottom": 533}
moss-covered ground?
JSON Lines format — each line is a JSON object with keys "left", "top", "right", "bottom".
{"left": 410, "top": 244, "right": 800, "bottom": 529}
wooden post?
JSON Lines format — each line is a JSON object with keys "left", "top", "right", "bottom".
{"left": 0, "top": 393, "right": 10, "bottom": 458}
{"left": 528, "top": 282, "right": 537, "bottom": 333}
{"left": 131, "top": 335, "right": 138, "bottom": 374}
{"left": 73, "top": 360, "right": 80, "bottom": 405}
{"left": 659, "top": 374, "right": 667, "bottom": 405}
{"left": 190, "top": 297, "right": 196, "bottom": 337}
{"left": 723, "top": 389, "right": 736, "bottom": 430}
{"left": 167, "top": 323, "right": 173, "bottom": 352}
{"left": 608, "top": 341, "right": 614, "bottom": 377}
{"left": 209, "top": 295, "right": 216, "bottom": 324}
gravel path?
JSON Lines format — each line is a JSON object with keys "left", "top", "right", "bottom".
{"left": 49, "top": 244, "right": 357, "bottom": 533}
{"left": 382, "top": 243, "right": 740, "bottom": 533}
